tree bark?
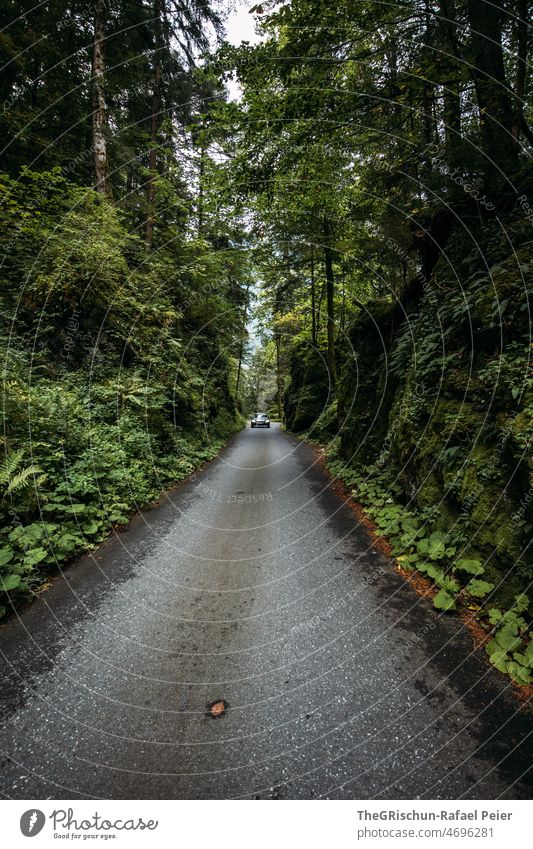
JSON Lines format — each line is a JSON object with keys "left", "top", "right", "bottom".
{"left": 323, "top": 217, "right": 337, "bottom": 385}
{"left": 146, "top": 0, "right": 163, "bottom": 247}
{"left": 511, "top": 0, "right": 530, "bottom": 145}
{"left": 198, "top": 142, "right": 205, "bottom": 235}
{"left": 276, "top": 332, "right": 282, "bottom": 421}
{"left": 466, "top": 0, "right": 517, "bottom": 182}
{"left": 438, "top": 0, "right": 461, "bottom": 154}
{"left": 235, "top": 281, "right": 250, "bottom": 399}
{"left": 92, "top": 0, "right": 109, "bottom": 196}
{"left": 310, "top": 249, "right": 316, "bottom": 345}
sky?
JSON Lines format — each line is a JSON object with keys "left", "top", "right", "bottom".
{"left": 223, "top": 2, "right": 264, "bottom": 100}
{"left": 219, "top": 3, "right": 265, "bottom": 352}
{"left": 224, "top": 2, "right": 263, "bottom": 47}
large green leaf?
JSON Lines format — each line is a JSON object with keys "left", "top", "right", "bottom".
{"left": 1, "top": 573, "right": 21, "bottom": 591}
{"left": 494, "top": 624, "right": 522, "bottom": 653}
{"left": 506, "top": 661, "right": 532, "bottom": 686}
{"left": 514, "top": 594, "right": 529, "bottom": 613}
{"left": 433, "top": 588, "right": 456, "bottom": 611}
{"left": 486, "top": 640, "right": 509, "bottom": 673}
{"left": 63, "top": 503, "right": 88, "bottom": 514}
{"left": 23, "top": 547, "right": 48, "bottom": 567}
{"left": 0, "top": 546, "right": 14, "bottom": 568}
{"left": 454, "top": 558, "right": 484, "bottom": 576}
{"left": 466, "top": 579, "right": 494, "bottom": 598}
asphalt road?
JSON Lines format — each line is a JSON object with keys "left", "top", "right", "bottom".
{"left": 0, "top": 424, "right": 531, "bottom": 799}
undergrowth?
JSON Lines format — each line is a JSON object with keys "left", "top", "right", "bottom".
{"left": 322, "top": 440, "right": 533, "bottom": 687}
{"left": 0, "top": 366, "right": 243, "bottom": 618}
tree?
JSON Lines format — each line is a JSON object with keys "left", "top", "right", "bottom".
{"left": 92, "top": 0, "right": 110, "bottom": 196}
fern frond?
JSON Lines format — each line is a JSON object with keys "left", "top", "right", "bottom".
{"left": 5, "top": 464, "right": 40, "bottom": 495}
{"left": 0, "top": 449, "right": 25, "bottom": 486}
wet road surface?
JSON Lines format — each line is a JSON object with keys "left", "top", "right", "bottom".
{"left": 0, "top": 424, "right": 531, "bottom": 799}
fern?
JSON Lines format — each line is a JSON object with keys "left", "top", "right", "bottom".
{"left": 0, "top": 449, "right": 25, "bottom": 486}
{"left": 5, "top": 465, "right": 40, "bottom": 495}
{"left": 0, "top": 450, "right": 40, "bottom": 498}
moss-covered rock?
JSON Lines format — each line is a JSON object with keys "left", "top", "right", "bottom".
{"left": 284, "top": 226, "right": 532, "bottom": 601}
{"left": 284, "top": 337, "right": 331, "bottom": 432}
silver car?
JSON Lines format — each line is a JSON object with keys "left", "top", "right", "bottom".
{"left": 251, "top": 413, "right": 270, "bottom": 428}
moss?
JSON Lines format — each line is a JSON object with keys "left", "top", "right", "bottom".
{"left": 284, "top": 231, "right": 531, "bottom": 600}
{"left": 416, "top": 473, "right": 444, "bottom": 509}
{"left": 284, "top": 338, "right": 331, "bottom": 432}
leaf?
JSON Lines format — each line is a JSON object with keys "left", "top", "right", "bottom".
{"left": 396, "top": 553, "right": 418, "bottom": 570}
{"left": 5, "top": 464, "right": 40, "bottom": 495}
{"left": 438, "top": 576, "right": 460, "bottom": 593}
{"left": 494, "top": 623, "right": 522, "bottom": 653}
{"left": 488, "top": 608, "right": 502, "bottom": 625}
{"left": 486, "top": 640, "right": 509, "bottom": 673}
{"left": 0, "top": 449, "right": 24, "bottom": 486}
{"left": 109, "top": 512, "right": 129, "bottom": 523}
{"left": 523, "top": 637, "right": 533, "bottom": 661}
{"left": 454, "top": 558, "right": 484, "bottom": 576}
{"left": 513, "top": 593, "right": 529, "bottom": 613}
{"left": 424, "top": 563, "right": 443, "bottom": 581}
{"left": 506, "top": 661, "right": 532, "bottom": 686}
{"left": 1, "top": 573, "right": 21, "bottom": 591}
{"left": 82, "top": 521, "right": 101, "bottom": 535}
{"left": 512, "top": 650, "right": 533, "bottom": 670}
{"left": 23, "top": 547, "right": 48, "bottom": 567}
{"left": 56, "top": 533, "right": 81, "bottom": 552}
{"left": 63, "top": 503, "right": 88, "bottom": 514}
{"left": 466, "top": 579, "right": 494, "bottom": 598}
{"left": 0, "top": 546, "right": 14, "bottom": 567}
{"left": 433, "top": 588, "right": 456, "bottom": 611}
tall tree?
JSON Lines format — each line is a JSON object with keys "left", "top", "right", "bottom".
{"left": 145, "top": 0, "right": 163, "bottom": 246}
{"left": 466, "top": 0, "right": 517, "bottom": 182}
{"left": 92, "top": 0, "right": 110, "bottom": 196}
{"left": 322, "top": 217, "right": 337, "bottom": 384}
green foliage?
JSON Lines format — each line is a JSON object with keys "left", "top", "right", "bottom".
{"left": 485, "top": 596, "right": 532, "bottom": 683}
{"left": 465, "top": 579, "right": 495, "bottom": 598}
{"left": 0, "top": 361, "right": 240, "bottom": 614}
{"left": 454, "top": 559, "right": 485, "bottom": 576}
{"left": 433, "top": 589, "right": 457, "bottom": 612}
{"left": 0, "top": 162, "right": 246, "bottom": 616}
{"left": 325, "top": 452, "right": 532, "bottom": 683}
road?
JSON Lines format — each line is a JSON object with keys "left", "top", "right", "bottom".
{"left": 0, "top": 424, "right": 531, "bottom": 799}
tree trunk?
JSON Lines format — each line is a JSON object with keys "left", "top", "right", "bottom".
{"left": 323, "top": 218, "right": 337, "bottom": 385}
{"left": 146, "top": 0, "right": 163, "bottom": 247}
{"left": 421, "top": 0, "right": 434, "bottom": 146}
{"left": 466, "top": 0, "right": 517, "bottom": 182}
{"left": 92, "top": 0, "right": 109, "bottom": 196}
{"left": 340, "top": 263, "right": 346, "bottom": 333}
{"left": 198, "top": 142, "right": 205, "bottom": 235}
{"left": 235, "top": 281, "right": 250, "bottom": 398}
{"left": 512, "top": 0, "right": 531, "bottom": 145}
{"left": 310, "top": 249, "right": 316, "bottom": 345}
{"left": 276, "top": 333, "right": 282, "bottom": 421}
{"left": 439, "top": 0, "right": 461, "bottom": 154}
{"left": 316, "top": 281, "right": 325, "bottom": 338}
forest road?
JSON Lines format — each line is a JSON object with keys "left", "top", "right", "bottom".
{"left": 0, "top": 424, "right": 531, "bottom": 799}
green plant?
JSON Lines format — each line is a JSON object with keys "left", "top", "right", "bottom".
{"left": 485, "top": 596, "right": 532, "bottom": 683}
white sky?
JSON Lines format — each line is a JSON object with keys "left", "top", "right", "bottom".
{"left": 224, "top": 2, "right": 263, "bottom": 46}
{"left": 223, "top": 2, "right": 264, "bottom": 100}
{"left": 220, "top": 2, "right": 265, "bottom": 351}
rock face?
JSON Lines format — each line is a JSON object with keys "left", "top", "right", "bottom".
{"left": 284, "top": 338, "right": 331, "bottom": 433}
{"left": 284, "top": 222, "right": 532, "bottom": 603}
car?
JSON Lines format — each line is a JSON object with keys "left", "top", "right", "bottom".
{"left": 251, "top": 413, "right": 270, "bottom": 428}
